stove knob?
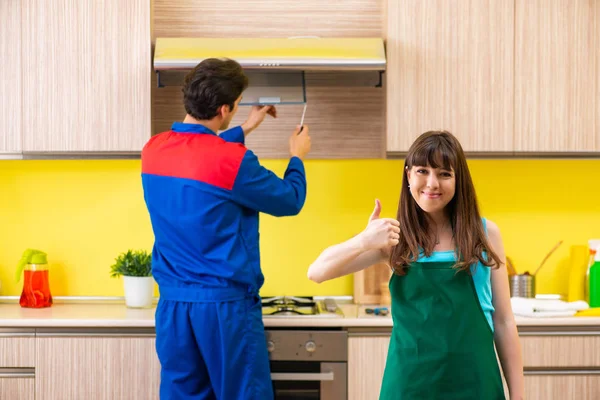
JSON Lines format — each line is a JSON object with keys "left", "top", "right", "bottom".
{"left": 304, "top": 340, "right": 317, "bottom": 353}
{"left": 267, "top": 340, "right": 275, "bottom": 353}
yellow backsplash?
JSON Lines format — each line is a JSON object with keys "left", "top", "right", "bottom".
{"left": 0, "top": 159, "right": 598, "bottom": 299}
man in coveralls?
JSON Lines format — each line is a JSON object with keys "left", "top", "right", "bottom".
{"left": 141, "top": 58, "right": 312, "bottom": 399}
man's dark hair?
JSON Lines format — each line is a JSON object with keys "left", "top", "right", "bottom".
{"left": 182, "top": 58, "right": 249, "bottom": 120}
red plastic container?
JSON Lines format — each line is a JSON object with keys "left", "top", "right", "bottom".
{"left": 16, "top": 249, "right": 53, "bottom": 308}
{"left": 19, "top": 267, "right": 53, "bottom": 308}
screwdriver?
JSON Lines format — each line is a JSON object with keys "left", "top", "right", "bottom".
{"left": 299, "top": 103, "right": 307, "bottom": 133}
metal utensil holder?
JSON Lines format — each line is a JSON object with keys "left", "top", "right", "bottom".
{"left": 510, "top": 274, "right": 535, "bottom": 298}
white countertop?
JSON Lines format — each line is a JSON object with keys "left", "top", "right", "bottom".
{"left": 0, "top": 303, "right": 156, "bottom": 328}
{"left": 0, "top": 303, "right": 599, "bottom": 329}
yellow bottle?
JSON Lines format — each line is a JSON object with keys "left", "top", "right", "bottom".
{"left": 568, "top": 245, "right": 589, "bottom": 302}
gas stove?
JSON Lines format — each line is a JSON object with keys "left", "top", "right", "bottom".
{"left": 261, "top": 296, "right": 343, "bottom": 318}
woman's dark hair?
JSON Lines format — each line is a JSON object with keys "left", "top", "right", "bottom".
{"left": 182, "top": 58, "right": 249, "bottom": 120}
{"left": 390, "top": 130, "right": 502, "bottom": 275}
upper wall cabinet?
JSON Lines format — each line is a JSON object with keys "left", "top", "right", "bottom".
{"left": 21, "top": 0, "right": 151, "bottom": 153}
{"left": 515, "top": 0, "right": 600, "bottom": 153}
{"left": 386, "top": 0, "right": 514, "bottom": 154}
{"left": 0, "top": 0, "right": 22, "bottom": 155}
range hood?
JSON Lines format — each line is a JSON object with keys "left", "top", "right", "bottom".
{"left": 153, "top": 37, "right": 386, "bottom": 71}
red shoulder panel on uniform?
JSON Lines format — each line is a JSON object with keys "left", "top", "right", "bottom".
{"left": 141, "top": 131, "right": 246, "bottom": 190}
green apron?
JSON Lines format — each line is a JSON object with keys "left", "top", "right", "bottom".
{"left": 379, "top": 256, "right": 505, "bottom": 400}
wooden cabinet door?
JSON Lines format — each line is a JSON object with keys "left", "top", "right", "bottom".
{"left": 348, "top": 335, "right": 390, "bottom": 400}
{"left": 514, "top": 0, "right": 600, "bottom": 152}
{"left": 36, "top": 334, "right": 161, "bottom": 400}
{"left": 0, "top": 331, "right": 36, "bottom": 368}
{"left": 0, "top": 0, "right": 22, "bottom": 155}
{"left": 524, "top": 374, "right": 600, "bottom": 400}
{"left": 519, "top": 332, "right": 600, "bottom": 399}
{"left": 22, "top": 0, "right": 151, "bottom": 152}
{"left": 386, "top": 0, "right": 514, "bottom": 154}
{"left": 0, "top": 375, "right": 35, "bottom": 400}
{"left": 520, "top": 335, "right": 600, "bottom": 368}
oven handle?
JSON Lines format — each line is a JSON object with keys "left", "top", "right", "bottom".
{"left": 270, "top": 372, "right": 334, "bottom": 381}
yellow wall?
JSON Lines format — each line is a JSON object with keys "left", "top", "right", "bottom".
{"left": 0, "top": 159, "right": 599, "bottom": 299}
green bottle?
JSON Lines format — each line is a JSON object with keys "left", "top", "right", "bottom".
{"left": 590, "top": 248, "right": 600, "bottom": 308}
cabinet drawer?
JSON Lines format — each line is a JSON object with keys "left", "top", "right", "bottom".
{"left": 524, "top": 373, "right": 600, "bottom": 400}
{"left": 0, "top": 370, "right": 35, "bottom": 400}
{"left": 520, "top": 335, "right": 600, "bottom": 368}
{"left": 0, "top": 330, "right": 35, "bottom": 367}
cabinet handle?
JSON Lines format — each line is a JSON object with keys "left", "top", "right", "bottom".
{"left": 0, "top": 368, "right": 35, "bottom": 378}
{"left": 525, "top": 369, "right": 600, "bottom": 376}
{"left": 0, "top": 333, "right": 36, "bottom": 338}
{"left": 519, "top": 331, "right": 600, "bottom": 336}
{"left": 270, "top": 372, "right": 334, "bottom": 381}
{"left": 36, "top": 328, "right": 155, "bottom": 337}
{"left": 0, "top": 329, "right": 35, "bottom": 337}
{"left": 347, "top": 331, "right": 392, "bottom": 337}
{"left": 36, "top": 332, "right": 156, "bottom": 338}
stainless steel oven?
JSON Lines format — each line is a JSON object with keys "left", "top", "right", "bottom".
{"left": 266, "top": 330, "right": 347, "bottom": 400}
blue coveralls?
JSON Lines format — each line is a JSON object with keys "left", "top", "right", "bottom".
{"left": 141, "top": 122, "right": 307, "bottom": 399}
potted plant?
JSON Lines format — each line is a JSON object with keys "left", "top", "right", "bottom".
{"left": 110, "top": 250, "right": 154, "bottom": 308}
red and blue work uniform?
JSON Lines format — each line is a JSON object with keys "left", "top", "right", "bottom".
{"left": 141, "top": 122, "right": 307, "bottom": 400}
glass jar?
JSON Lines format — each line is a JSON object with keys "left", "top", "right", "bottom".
{"left": 17, "top": 249, "right": 53, "bottom": 308}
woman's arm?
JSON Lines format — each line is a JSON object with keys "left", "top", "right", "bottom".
{"left": 487, "top": 220, "right": 524, "bottom": 400}
{"left": 307, "top": 236, "right": 388, "bottom": 283}
{"left": 307, "top": 200, "right": 399, "bottom": 283}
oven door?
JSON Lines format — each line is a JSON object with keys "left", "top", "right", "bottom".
{"left": 271, "top": 361, "right": 346, "bottom": 400}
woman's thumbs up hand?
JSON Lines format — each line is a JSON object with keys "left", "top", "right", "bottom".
{"left": 360, "top": 199, "right": 400, "bottom": 250}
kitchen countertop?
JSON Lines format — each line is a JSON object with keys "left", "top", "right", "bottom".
{"left": 0, "top": 303, "right": 599, "bottom": 329}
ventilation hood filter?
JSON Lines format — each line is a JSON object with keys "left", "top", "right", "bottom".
{"left": 153, "top": 37, "right": 386, "bottom": 71}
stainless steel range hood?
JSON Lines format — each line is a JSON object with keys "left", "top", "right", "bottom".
{"left": 153, "top": 37, "right": 386, "bottom": 71}
{"left": 153, "top": 37, "right": 386, "bottom": 106}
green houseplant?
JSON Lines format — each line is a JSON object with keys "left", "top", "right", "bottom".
{"left": 110, "top": 250, "right": 154, "bottom": 308}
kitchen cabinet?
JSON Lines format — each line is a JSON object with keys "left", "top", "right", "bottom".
{"left": 514, "top": 0, "right": 600, "bottom": 153}
{"left": 386, "top": 0, "right": 599, "bottom": 156}
{"left": 35, "top": 329, "right": 160, "bottom": 400}
{"left": 0, "top": 331, "right": 35, "bottom": 368}
{"left": 0, "top": 376, "right": 34, "bottom": 400}
{"left": 520, "top": 334, "right": 600, "bottom": 367}
{"left": 0, "top": 0, "right": 22, "bottom": 155}
{"left": 524, "top": 375, "right": 600, "bottom": 400}
{"left": 349, "top": 328, "right": 600, "bottom": 400}
{"left": 21, "top": 0, "right": 151, "bottom": 153}
{"left": 348, "top": 332, "right": 390, "bottom": 400}
{"left": 385, "top": 0, "right": 514, "bottom": 154}
{"left": 0, "top": 329, "right": 35, "bottom": 400}
{"left": 520, "top": 331, "right": 600, "bottom": 400}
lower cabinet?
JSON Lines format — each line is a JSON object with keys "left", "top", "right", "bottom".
{"left": 35, "top": 328, "right": 161, "bottom": 400}
{"left": 348, "top": 327, "right": 600, "bottom": 400}
{"left": 520, "top": 329, "right": 600, "bottom": 400}
{"left": 524, "top": 374, "right": 600, "bottom": 400}
{"left": 0, "top": 329, "right": 35, "bottom": 400}
{"left": 0, "top": 374, "right": 35, "bottom": 400}
{"left": 348, "top": 332, "right": 390, "bottom": 400}
{"left": 4, "top": 325, "right": 600, "bottom": 399}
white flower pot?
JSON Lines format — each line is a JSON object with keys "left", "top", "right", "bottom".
{"left": 123, "top": 276, "right": 154, "bottom": 308}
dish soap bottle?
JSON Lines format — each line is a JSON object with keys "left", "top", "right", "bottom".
{"left": 16, "top": 249, "right": 53, "bottom": 308}
{"left": 586, "top": 240, "right": 600, "bottom": 303}
{"left": 590, "top": 245, "right": 600, "bottom": 308}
